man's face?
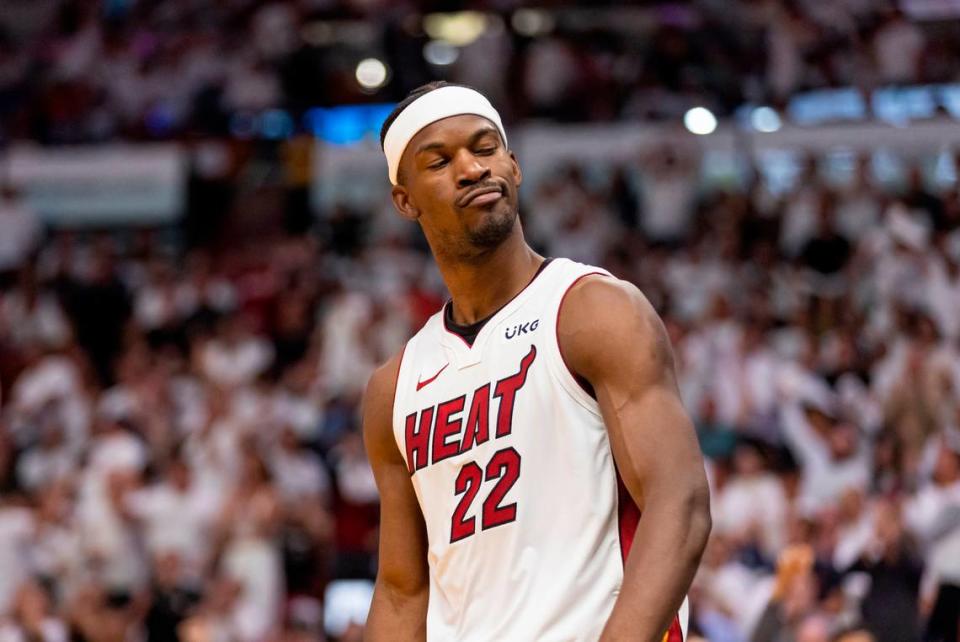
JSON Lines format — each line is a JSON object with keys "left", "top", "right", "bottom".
{"left": 391, "top": 114, "right": 522, "bottom": 261}
{"left": 828, "top": 423, "right": 857, "bottom": 460}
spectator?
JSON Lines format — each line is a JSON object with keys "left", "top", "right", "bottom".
{"left": 143, "top": 552, "right": 201, "bottom": 642}
{"left": 199, "top": 315, "right": 274, "bottom": 389}
{"left": 904, "top": 440, "right": 960, "bottom": 609}
{"left": 0, "top": 12, "right": 959, "bottom": 631}
{"left": 123, "top": 454, "right": 223, "bottom": 574}
{"left": 781, "top": 398, "right": 871, "bottom": 514}
{"left": 215, "top": 446, "right": 283, "bottom": 642}
{"left": 713, "top": 440, "right": 789, "bottom": 559}
{"left": 846, "top": 499, "right": 923, "bottom": 642}
{"left": 798, "top": 193, "right": 852, "bottom": 277}
{"left": 0, "top": 186, "right": 41, "bottom": 281}
{"left": 872, "top": 8, "right": 926, "bottom": 86}
{"left": 0, "top": 580, "right": 68, "bottom": 642}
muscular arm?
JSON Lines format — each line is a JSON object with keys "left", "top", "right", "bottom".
{"left": 559, "top": 276, "right": 711, "bottom": 642}
{"left": 362, "top": 353, "right": 430, "bottom": 641}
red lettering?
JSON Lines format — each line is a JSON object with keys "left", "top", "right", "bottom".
{"left": 459, "top": 383, "right": 491, "bottom": 453}
{"left": 432, "top": 396, "right": 465, "bottom": 463}
{"left": 405, "top": 407, "right": 433, "bottom": 473}
{"left": 483, "top": 447, "right": 521, "bottom": 529}
{"left": 493, "top": 345, "right": 537, "bottom": 438}
{"left": 451, "top": 462, "right": 483, "bottom": 542}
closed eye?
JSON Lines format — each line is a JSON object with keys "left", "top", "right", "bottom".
{"left": 429, "top": 158, "right": 449, "bottom": 170}
{"left": 475, "top": 146, "right": 496, "bottom": 156}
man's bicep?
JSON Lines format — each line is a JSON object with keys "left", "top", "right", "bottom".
{"left": 602, "top": 378, "right": 705, "bottom": 512}
{"left": 559, "top": 278, "right": 706, "bottom": 507}
{"left": 362, "top": 356, "right": 430, "bottom": 594}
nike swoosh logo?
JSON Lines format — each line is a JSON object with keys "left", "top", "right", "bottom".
{"left": 416, "top": 363, "right": 449, "bottom": 391}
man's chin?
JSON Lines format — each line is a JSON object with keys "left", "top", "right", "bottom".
{"left": 466, "top": 208, "right": 516, "bottom": 250}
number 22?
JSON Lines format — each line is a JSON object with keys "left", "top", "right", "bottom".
{"left": 450, "top": 447, "right": 521, "bottom": 543}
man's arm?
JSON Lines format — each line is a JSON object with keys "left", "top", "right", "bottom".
{"left": 559, "top": 276, "right": 711, "bottom": 642}
{"left": 362, "top": 352, "right": 430, "bottom": 640}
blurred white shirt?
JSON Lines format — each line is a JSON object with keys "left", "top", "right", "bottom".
{"left": 0, "top": 619, "right": 68, "bottom": 642}
{"left": 904, "top": 479, "right": 960, "bottom": 588}
{"left": 16, "top": 445, "right": 76, "bottom": 492}
{"left": 126, "top": 479, "right": 222, "bottom": 569}
{"left": 781, "top": 404, "right": 872, "bottom": 512}
{"left": 0, "top": 291, "right": 70, "bottom": 349}
{"left": 714, "top": 473, "right": 788, "bottom": 556}
{"left": 221, "top": 537, "right": 282, "bottom": 642}
{"left": 201, "top": 337, "right": 274, "bottom": 388}
{"left": 270, "top": 449, "right": 330, "bottom": 505}
{"left": 0, "top": 508, "right": 35, "bottom": 616}
{"left": 0, "top": 197, "right": 41, "bottom": 272}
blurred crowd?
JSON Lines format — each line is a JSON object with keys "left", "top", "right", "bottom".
{"left": 2, "top": 2, "right": 960, "bottom": 640}
{"left": 537, "top": 147, "right": 960, "bottom": 642}
{"left": 3, "top": 138, "right": 960, "bottom": 641}
{"left": 2, "top": 0, "right": 960, "bottom": 143}
{"left": 0, "top": 194, "right": 426, "bottom": 640}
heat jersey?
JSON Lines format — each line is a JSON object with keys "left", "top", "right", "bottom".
{"left": 392, "top": 258, "right": 688, "bottom": 642}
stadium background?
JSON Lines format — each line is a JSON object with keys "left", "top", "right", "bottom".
{"left": 1, "top": 1, "right": 960, "bottom": 641}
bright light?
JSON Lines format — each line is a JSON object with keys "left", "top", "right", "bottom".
{"left": 423, "top": 40, "right": 459, "bottom": 66}
{"left": 684, "top": 107, "right": 717, "bottom": 135}
{"left": 423, "top": 12, "right": 487, "bottom": 47}
{"left": 751, "top": 106, "right": 782, "bottom": 133}
{"left": 355, "top": 58, "right": 388, "bottom": 90}
{"left": 511, "top": 9, "right": 555, "bottom": 36}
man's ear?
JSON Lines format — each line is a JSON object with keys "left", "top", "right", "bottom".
{"left": 509, "top": 150, "right": 522, "bottom": 188}
{"left": 391, "top": 184, "right": 419, "bottom": 221}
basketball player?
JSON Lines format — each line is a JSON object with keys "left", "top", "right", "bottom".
{"left": 363, "top": 82, "right": 711, "bottom": 641}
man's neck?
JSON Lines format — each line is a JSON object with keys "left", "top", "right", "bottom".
{"left": 437, "top": 230, "right": 543, "bottom": 326}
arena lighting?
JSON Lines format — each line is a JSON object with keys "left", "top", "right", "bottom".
{"left": 511, "top": 9, "right": 555, "bottom": 36}
{"left": 260, "top": 109, "right": 294, "bottom": 139}
{"left": 304, "top": 104, "right": 394, "bottom": 145}
{"left": 684, "top": 107, "right": 717, "bottom": 135}
{"left": 423, "top": 12, "right": 488, "bottom": 47}
{"left": 355, "top": 58, "right": 389, "bottom": 90}
{"left": 423, "top": 40, "right": 460, "bottom": 66}
{"left": 751, "top": 106, "right": 782, "bottom": 133}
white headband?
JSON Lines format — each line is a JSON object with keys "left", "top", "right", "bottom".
{"left": 382, "top": 86, "right": 508, "bottom": 185}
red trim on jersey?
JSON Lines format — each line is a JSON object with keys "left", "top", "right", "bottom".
{"left": 441, "top": 309, "right": 475, "bottom": 348}
{"left": 392, "top": 343, "right": 410, "bottom": 471}
{"left": 441, "top": 259, "right": 556, "bottom": 346}
{"left": 665, "top": 616, "right": 684, "bottom": 642}
{"left": 615, "top": 466, "right": 641, "bottom": 563}
{"left": 393, "top": 343, "right": 407, "bottom": 399}
{"left": 556, "top": 271, "right": 607, "bottom": 397}
{"left": 617, "top": 466, "right": 685, "bottom": 642}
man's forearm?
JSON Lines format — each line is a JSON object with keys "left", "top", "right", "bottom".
{"left": 600, "top": 485, "right": 711, "bottom": 642}
{"left": 365, "top": 579, "right": 428, "bottom": 641}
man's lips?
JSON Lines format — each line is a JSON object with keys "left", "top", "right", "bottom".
{"left": 458, "top": 185, "right": 503, "bottom": 208}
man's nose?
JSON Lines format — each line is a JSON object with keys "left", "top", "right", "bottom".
{"left": 455, "top": 151, "right": 491, "bottom": 187}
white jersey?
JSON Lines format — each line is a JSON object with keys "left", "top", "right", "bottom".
{"left": 392, "top": 258, "right": 688, "bottom": 642}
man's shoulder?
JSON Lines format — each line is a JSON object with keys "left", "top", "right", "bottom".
{"left": 363, "top": 350, "right": 406, "bottom": 463}
{"left": 365, "top": 349, "right": 405, "bottom": 411}
{"left": 558, "top": 272, "right": 672, "bottom": 381}
{"left": 561, "top": 272, "right": 653, "bottom": 328}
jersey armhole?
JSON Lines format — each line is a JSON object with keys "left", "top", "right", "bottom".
{"left": 390, "top": 339, "right": 411, "bottom": 470}
{"left": 544, "top": 270, "right": 610, "bottom": 416}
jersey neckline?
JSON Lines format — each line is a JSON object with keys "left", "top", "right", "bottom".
{"left": 442, "top": 257, "right": 555, "bottom": 348}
